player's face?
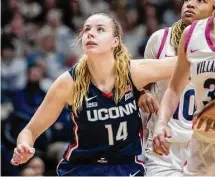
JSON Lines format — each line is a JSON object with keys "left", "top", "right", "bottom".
{"left": 82, "top": 15, "right": 119, "bottom": 56}
{"left": 181, "top": 0, "right": 214, "bottom": 25}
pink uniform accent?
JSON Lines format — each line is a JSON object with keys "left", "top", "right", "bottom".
{"left": 205, "top": 16, "right": 215, "bottom": 52}
{"left": 135, "top": 156, "right": 144, "bottom": 165}
{"left": 185, "top": 21, "right": 198, "bottom": 53}
{"left": 157, "top": 28, "right": 169, "bottom": 58}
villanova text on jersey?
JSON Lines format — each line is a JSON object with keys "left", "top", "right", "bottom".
{"left": 63, "top": 66, "right": 143, "bottom": 165}
{"left": 197, "top": 60, "right": 215, "bottom": 74}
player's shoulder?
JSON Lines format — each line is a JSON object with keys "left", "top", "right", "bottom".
{"left": 144, "top": 27, "right": 171, "bottom": 59}
{"left": 182, "top": 17, "right": 210, "bottom": 38}
{"left": 150, "top": 28, "right": 170, "bottom": 41}
{"left": 147, "top": 27, "right": 171, "bottom": 48}
{"left": 52, "top": 71, "right": 74, "bottom": 93}
{"left": 181, "top": 21, "right": 198, "bottom": 46}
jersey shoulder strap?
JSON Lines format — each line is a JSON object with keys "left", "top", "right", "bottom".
{"left": 157, "top": 27, "right": 169, "bottom": 59}
{"left": 68, "top": 64, "right": 78, "bottom": 80}
{"left": 127, "top": 61, "right": 140, "bottom": 98}
{"left": 184, "top": 20, "right": 198, "bottom": 54}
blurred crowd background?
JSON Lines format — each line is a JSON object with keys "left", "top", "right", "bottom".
{"left": 1, "top": 0, "right": 183, "bottom": 176}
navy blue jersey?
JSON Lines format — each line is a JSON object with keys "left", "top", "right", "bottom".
{"left": 63, "top": 66, "right": 143, "bottom": 164}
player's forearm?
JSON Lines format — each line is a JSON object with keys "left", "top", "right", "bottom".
{"left": 17, "top": 128, "right": 35, "bottom": 147}
{"left": 158, "top": 88, "right": 180, "bottom": 125}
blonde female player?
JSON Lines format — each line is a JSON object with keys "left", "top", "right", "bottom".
{"left": 153, "top": 14, "right": 215, "bottom": 175}
{"left": 10, "top": 13, "right": 176, "bottom": 176}
{"left": 138, "top": 0, "right": 215, "bottom": 176}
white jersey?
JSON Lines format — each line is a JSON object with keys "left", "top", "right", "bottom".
{"left": 185, "top": 16, "right": 215, "bottom": 144}
{"left": 144, "top": 27, "right": 195, "bottom": 142}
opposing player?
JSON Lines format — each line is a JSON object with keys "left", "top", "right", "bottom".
{"left": 153, "top": 15, "right": 215, "bottom": 175}
{"left": 10, "top": 13, "right": 176, "bottom": 176}
{"left": 138, "top": 0, "right": 215, "bottom": 176}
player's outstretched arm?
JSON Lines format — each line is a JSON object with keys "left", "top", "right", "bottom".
{"left": 11, "top": 71, "right": 74, "bottom": 166}
{"left": 152, "top": 26, "right": 191, "bottom": 156}
{"left": 130, "top": 56, "right": 177, "bottom": 90}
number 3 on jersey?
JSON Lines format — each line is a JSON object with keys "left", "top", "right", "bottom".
{"left": 105, "top": 121, "right": 128, "bottom": 145}
{"left": 173, "top": 89, "right": 195, "bottom": 121}
{"left": 203, "top": 78, "right": 215, "bottom": 105}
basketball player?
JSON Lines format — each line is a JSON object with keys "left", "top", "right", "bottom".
{"left": 153, "top": 15, "right": 215, "bottom": 175}
{"left": 138, "top": 0, "right": 215, "bottom": 176}
{"left": 10, "top": 13, "right": 176, "bottom": 176}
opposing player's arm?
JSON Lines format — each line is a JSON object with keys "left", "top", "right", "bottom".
{"left": 151, "top": 26, "right": 191, "bottom": 156}
{"left": 16, "top": 71, "right": 74, "bottom": 147}
{"left": 158, "top": 26, "right": 191, "bottom": 124}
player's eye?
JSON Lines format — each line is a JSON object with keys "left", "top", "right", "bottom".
{"left": 84, "top": 27, "right": 91, "bottom": 32}
{"left": 97, "top": 27, "right": 105, "bottom": 32}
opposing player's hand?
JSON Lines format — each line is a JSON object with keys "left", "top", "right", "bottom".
{"left": 152, "top": 122, "right": 171, "bottom": 156}
{"left": 138, "top": 92, "right": 159, "bottom": 114}
{"left": 11, "top": 144, "right": 35, "bottom": 166}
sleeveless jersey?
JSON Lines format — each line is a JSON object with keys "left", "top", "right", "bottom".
{"left": 185, "top": 16, "right": 215, "bottom": 144}
{"left": 63, "top": 66, "right": 144, "bottom": 164}
{"left": 145, "top": 27, "right": 195, "bottom": 142}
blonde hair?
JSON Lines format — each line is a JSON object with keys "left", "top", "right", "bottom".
{"left": 72, "top": 14, "right": 130, "bottom": 114}
{"left": 170, "top": 19, "right": 186, "bottom": 55}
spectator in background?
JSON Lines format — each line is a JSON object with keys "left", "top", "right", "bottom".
{"left": 135, "top": 2, "right": 161, "bottom": 57}
{"left": 37, "top": 0, "right": 59, "bottom": 25}
{"left": 27, "top": 29, "right": 66, "bottom": 82}
{"left": 136, "top": 0, "right": 158, "bottom": 25}
{"left": 2, "top": 0, "right": 20, "bottom": 28}
{"left": 3, "top": 13, "right": 31, "bottom": 57}
{"left": 5, "top": 65, "right": 50, "bottom": 153}
{"left": 109, "top": 0, "right": 128, "bottom": 29}
{"left": 138, "top": 17, "right": 160, "bottom": 57}
{"left": 1, "top": 36, "right": 27, "bottom": 102}
{"left": 78, "top": 0, "right": 110, "bottom": 18}
{"left": 61, "top": 0, "right": 84, "bottom": 32}
{"left": 3, "top": 64, "right": 71, "bottom": 151}
{"left": 40, "top": 9, "right": 74, "bottom": 54}
{"left": 24, "top": 23, "right": 41, "bottom": 53}
{"left": 19, "top": 0, "right": 42, "bottom": 24}
{"left": 1, "top": 143, "right": 19, "bottom": 176}
{"left": 162, "top": 0, "right": 182, "bottom": 26}
{"left": 20, "top": 156, "right": 45, "bottom": 176}
{"left": 144, "top": 0, "right": 170, "bottom": 23}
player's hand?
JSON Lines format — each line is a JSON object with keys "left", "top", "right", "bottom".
{"left": 11, "top": 144, "right": 35, "bottom": 166}
{"left": 152, "top": 122, "right": 171, "bottom": 156}
{"left": 138, "top": 92, "right": 159, "bottom": 114}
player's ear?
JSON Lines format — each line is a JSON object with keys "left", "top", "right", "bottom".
{"left": 112, "top": 37, "right": 119, "bottom": 48}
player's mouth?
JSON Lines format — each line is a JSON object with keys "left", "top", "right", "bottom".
{"left": 184, "top": 10, "right": 195, "bottom": 17}
{"left": 86, "top": 41, "right": 98, "bottom": 46}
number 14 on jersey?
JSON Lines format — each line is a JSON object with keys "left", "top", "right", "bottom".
{"left": 105, "top": 121, "right": 128, "bottom": 145}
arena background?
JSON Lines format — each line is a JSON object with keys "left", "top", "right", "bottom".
{"left": 1, "top": 0, "right": 183, "bottom": 176}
